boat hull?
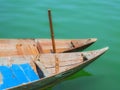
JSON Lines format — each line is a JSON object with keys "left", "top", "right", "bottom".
{"left": 0, "top": 38, "right": 97, "bottom": 57}
{"left": 7, "top": 54, "right": 102, "bottom": 90}
{"left": 0, "top": 47, "right": 108, "bottom": 90}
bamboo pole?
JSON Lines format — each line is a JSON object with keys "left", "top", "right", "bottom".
{"left": 48, "top": 9, "right": 59, "bottom": 73}
{"left": 48, "top": 9, "right": 56, "bottom": 53}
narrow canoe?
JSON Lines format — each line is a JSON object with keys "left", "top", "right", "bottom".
{"left": 0, "top": 47, "right": 108, "bottom": 90}
{"left": 0, "top": 38, "right": 97, "bottom": 56}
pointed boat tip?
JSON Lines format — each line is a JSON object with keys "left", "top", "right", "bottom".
{"left": 94, "top": 46, "right": 109, "bottom": 52}
{"left": 87, "top": 38, "right": 97, "bottom": 43}
{"left": 102, "top": 46, "right": 109, "bottom": 51}
{"left": 98, "top": 46, "right": 109, "bottom": 57}
{"left": 82, "top": 47, "right": 109, "bottom": 60}
{"left": 105, "top": 46, "right": 109, "bottom": 50}
{"left": 91, "top": 38, "right": 97, "bottom": 42}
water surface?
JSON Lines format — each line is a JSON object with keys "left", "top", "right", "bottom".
{"left": 0, "top": 0, "right": 120, "bottom": 90}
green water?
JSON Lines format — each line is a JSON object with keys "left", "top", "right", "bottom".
{"left": 0, "top": 0, "right": 120, "bottom": 90}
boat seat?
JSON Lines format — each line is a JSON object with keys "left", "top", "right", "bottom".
{"left": 0, "top": 63, "right": 39, "bottom": 90}
{"left": 35, "top": 60, "right": 50, "bottom": 77}
{"left": 36, "top": 41, "right": 44, "bottom": 53}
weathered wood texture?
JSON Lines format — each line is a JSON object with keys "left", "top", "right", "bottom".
{"left": 0, "top": 38, "right": 97, "bottom": 57}
{"left": 0, "top": 47, "right": 108, "bottom": 76}
{"left": 36, "top": 38, "right": 97, "bottom": 53}
{"left": 0, "top": 39, "right": 39, "bottom": 56}
{"left": 0, "top": 47, "right": 108, "bottom": 90}
{"left": 5, "top": 47, "right": 108, "bottom": 90}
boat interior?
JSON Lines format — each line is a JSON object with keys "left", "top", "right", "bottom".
{"left": 0, "top": 52, "right": 85, "bottom": 89}
{"left": 0, "top": 38, "right": 96, "bottom": 57}
{"left": 0, "top": 47, "right": 108, "bottom": 89}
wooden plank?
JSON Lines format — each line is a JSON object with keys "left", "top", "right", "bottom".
{"left": 10, "top": 64, "right": 29, "bottom": 83}
{"left": 36, "top": 41, "right": 44, "bottom": 53}
{"left": 16, "top": 44, "right": 23, "bottom": 55}
{"left": 35, "top": 60, "right": 50, "bottom": 77}
{"left": 71, "top": 40, "right": 83, "bottom": 48}
{"left": 0, "top": 66, "right": 20, "bottom": 89}
{"left": 55, "top": 56, "right": 59, "bottom": 74}
{"left": 20, "top": 63, "right": 39, "bottom": 81}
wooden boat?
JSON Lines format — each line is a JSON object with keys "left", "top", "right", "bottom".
{"left": 0, "top": 38, "right": 97, "bottom": 57}
{"left": 0, "top": 10, "right": 97, "bottom": 57}
{"left": 0, "top": 47, "right": 108, "bottom": 90}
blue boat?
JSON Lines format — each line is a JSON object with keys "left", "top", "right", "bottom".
{"left": 0, "top": 47, "right": 108, "bottom": 90}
